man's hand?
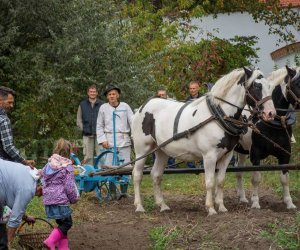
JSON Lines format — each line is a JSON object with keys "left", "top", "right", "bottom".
{"left": 101, "top": 141, "right": 110, "bottom": 148}
{"left": 80, "top": 159, "right": 87, "bottom": 165}
{"left": 22, "top": 160, "right": 36, "bottom": 169}
{"left": 23, "top": 214, "right": 35, "bottom": 225}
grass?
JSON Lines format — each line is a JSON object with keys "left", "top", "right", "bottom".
{"left": 149, "top": 226, "right": 181, "bottom": 250}
{"left": 22, "top": 162, "right": 300, "bottom": 250}
{"left": 261, "top": 212, "right": 300, "bottom": 250}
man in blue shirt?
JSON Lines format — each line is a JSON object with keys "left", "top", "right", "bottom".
{"left": 0, "top": 159, "right": 42, "bottom": 249}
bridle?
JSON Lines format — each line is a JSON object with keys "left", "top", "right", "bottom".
{"left": 214, "top": 73, "right": 272, "bottom": 118}
{"left": 286, "top": 75, "right": 300, "bottom": 109}
{"left": 244, "top": 86, "right": 272, "bottom": 117}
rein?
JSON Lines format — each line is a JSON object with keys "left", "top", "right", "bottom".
{"left": 249, "top": 121, "right": 291, "bottom": 156}
{"left": 214, "top": 81, "right": 272, "bottom": 118}
{"left": 90, "top": 74, "right": 277, "bottom": 176}
{"left": 250, "top": 74, "right": 299, "bottom": 155}
{"left": 90, "top": 115, "right": 216, "bottom": 176}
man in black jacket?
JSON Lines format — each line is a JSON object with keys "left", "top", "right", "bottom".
{"left": 77, "top": 85, "right": 104, "bottom": 165}
{"left": 185, "top": 81, "right": 202, "bottom": 168}
{"left": 185, "top": 80, "right": 202, "bottom": 101}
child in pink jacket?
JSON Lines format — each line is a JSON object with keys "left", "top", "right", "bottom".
{"left": 42, "top": 138, "right": 79, "bottom": 250}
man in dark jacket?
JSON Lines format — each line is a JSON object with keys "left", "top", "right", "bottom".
{"left": 185, "top": 80, "right": 202, "bottom": 101}
{"left": 0, "top": 86, "right": 34, "bottom": 168}
{"left": 185, "top": 81, "right": 202, "bottom": 168}
{"left": 77, "top": 85, "right": 104, "bottom": 165}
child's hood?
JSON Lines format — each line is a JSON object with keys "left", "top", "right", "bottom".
{"left": 42, "top": 154, "right": 73, "bottom": 177}
{"left": 48, "top": 154, "right": 72, "bottom": 170}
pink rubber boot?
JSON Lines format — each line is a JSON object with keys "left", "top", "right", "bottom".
{"left": 43, "top": 228, "right": 63, "bottom": 250}
{"left": 57, "top": 234, "right": 70, "bottom": 250}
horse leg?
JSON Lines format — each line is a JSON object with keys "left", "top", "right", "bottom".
{"left": 235, "top": 153, "right": 249, "bottom": 203}
{"left": 203, "top": 155, "right": 218, "bottom": 216}
{"left": 280, "top": 171, "right": 296, "bottom": 209}
{"left": 250, "top": 170, "right": 261, "bottom": 209}
{"left": 151, "top": 149, "right": 170, "bottom": 212}
{"left": 215, "top": 152, "right": 233, "bottom": 213}
{"left": 277, "top": 157, "right": 296, "bottom": 209}
{"left": 133, "top": 157, "right": 147, "bottom": 212}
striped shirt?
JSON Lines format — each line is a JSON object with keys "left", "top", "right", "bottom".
{"left": 0, "top": 108, "right": 24, "bottom": 162}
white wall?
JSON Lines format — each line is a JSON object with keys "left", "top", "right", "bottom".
{"left": 190, "top": 12, "right": 300, "bottom": 74}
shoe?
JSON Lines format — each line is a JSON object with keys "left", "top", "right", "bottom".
{"left": 57, "top": 234, "right": 70, "bottom": 250}
{"left": 43, "top": 228, "right": 63, "bottom": 250}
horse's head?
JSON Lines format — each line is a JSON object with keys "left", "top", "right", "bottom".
{"left": 243, "top": 67, "right": 276, "bottom": 121}
{"left": 285, "top": 65, "right": 300, "bottom": 109}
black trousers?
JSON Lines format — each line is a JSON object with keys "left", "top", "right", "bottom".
{"left": 56, "top": 216, "right": 72, "bottom": 235}
{"left": 0, "top": 206, "right": 8, "bottom": 250}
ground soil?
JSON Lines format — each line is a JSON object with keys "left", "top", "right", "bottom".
{"left": 68, "top": 188, "right": 300, "bottom": 250}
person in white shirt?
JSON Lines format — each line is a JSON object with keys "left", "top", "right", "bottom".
{"left": 96, "top": 84, "right": 133, "bottom": 198}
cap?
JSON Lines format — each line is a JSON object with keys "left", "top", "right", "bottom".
{"left": 103, "top": 84, "right": 121, "bottom": 96}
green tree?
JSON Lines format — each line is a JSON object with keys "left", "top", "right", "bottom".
{"left": 1, "top": 0, "right": 153, "bottom": 160}
{"left": 1, "top": 0, "right": 296, "bottom": 161}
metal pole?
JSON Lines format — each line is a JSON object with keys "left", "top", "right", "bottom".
{"left": 112, "top": 110, "right": 118, "bottom": 165}
{"left": 93, "top": 163, "right": 300, "bottom": 176}
{"left": 112, "top": 109, "right": 126, "bottom": 166}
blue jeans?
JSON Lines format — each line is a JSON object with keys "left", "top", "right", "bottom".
{"left": 45, "top": 205, "right": 72, "bottom": 220}
{"left": 167, "top": 157, "right": 176, "bottom": 168}
{"left": 187, "top": 162, "right": 196, "bottom": 168}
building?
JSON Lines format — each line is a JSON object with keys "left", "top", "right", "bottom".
{"left": 191, "top": 0, "right": 300, "bottom": 74}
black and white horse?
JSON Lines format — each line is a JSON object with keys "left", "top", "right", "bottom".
{"left": 132, "top": 68, "right": 276, "bottom": 216}
{"left": 235, "top": 66, "right": 300, "bottom": 209}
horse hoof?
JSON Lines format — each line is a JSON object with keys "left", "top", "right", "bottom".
{"left": 287, "top": 204, "right": 296, "bottom": 210}
{"left": 208, "top": 208, "right": 217, "bottom": 216}
{"left": 160, "top": 205, "right": 171, "bottom": 212}
{"left": 251, "top": 203, "right": 261, "bottom": 209}
{"left": 135, "top": 205, "right": 145, "bottom": 213}
{"left": 218, "top": 206, "right": 228, "bottom": 213}
{"left": 239, "top": 198, "right": 249, "bottom": 203}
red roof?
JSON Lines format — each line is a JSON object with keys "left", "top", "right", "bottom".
{"left": 261, "top": 0, "right": 300, "bottom": 6}
{"left": 280, "top": 0, "right": 300, "bottom": 6}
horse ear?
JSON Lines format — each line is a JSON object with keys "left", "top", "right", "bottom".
{"left": 286, "top": 65, "right": 296, "bottom": 79}
{"left": 243, "top": 66, "right": 253, "bottom": 78}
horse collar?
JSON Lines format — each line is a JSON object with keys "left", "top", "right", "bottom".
{"left": 206, "top": 95, "right": 248, "bottom": 136}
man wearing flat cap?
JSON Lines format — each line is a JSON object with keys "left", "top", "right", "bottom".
{"left": 96, "top": 84, "right": 133, "bottom": 198}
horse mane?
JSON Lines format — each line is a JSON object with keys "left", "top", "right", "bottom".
{"left": 268, "top": 66, "right": 300, "bottom": 87}
{"left": 268, "top": 67, "right": 289, "bottom": 87}
{"left": 210, "top": 68, "right": 263, "bottom": 99}
{"left": 210, "top": 69, "right": 244, "bottom": 99}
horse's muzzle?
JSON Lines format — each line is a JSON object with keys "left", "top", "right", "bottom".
{"left": 261, "top": 110, "right": 276, "bottom": 121}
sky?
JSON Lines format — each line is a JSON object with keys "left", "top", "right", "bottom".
{"left": 190, "top": 12, "right": 300, "bottom": 74}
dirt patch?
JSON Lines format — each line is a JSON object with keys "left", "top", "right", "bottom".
{"left": 69, "top": 189, "right": 299, "bottom": 250}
